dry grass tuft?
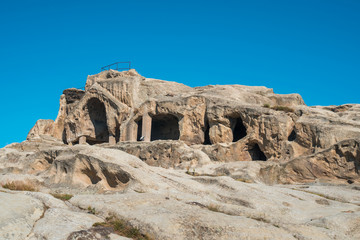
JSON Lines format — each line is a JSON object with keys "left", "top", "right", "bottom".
{"left": 1, "top": 181, "right": 37, "bottom": 192}
{"left": 271, "top": 105, "right": 295, "bottom": 113}
{"left": 315, "top": 199, "right": 330, "bottom": 205}
{"left": 207, "top": 203, "right": 221, "bottom": 213}
{"left": 263, "top": 104, "right": 295, "bottom": 113}
{"left": 235, "top": 178, "right": 254, "bottom": 183}
{"left": 93, "top": 215, "right": 153, "bottom": 240}
{"left": 249, "top": 213, "right": 271, "bottom": 224}
{"left": 51, "top": 193, "right": 73, "bottom": 201}
{"left": 134, "top": 189, "right": 145, "bottom": 193}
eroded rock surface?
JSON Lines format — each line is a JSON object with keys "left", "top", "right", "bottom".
{"left": 0, "top": 192, "right": 44, "bottom": 240}
{"left": 2, "top": 69, "right": 360, "bottom": 239}
{"left": 1, "top": 138, "right": 360, "bottom": 239}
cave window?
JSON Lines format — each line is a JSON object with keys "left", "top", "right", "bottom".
{"left": 87, "top": 98, "right": 109, "bottom": 144}
{"left": 288, "top": 129, "right": 296, "bottom": 141}
{"left": 151, "top": 114, "right": 180, "bottom": 141}
{"left": 115, "top": 123, "right": 121, "bottom": 143}
{"left": 248, "top": 143, "right": 267, "bottom": 161}
{"left": 136, "top": 118, "right": 143, "bottom": 141}
{"left": 230, "top": 117, "right": 247, "bottom": 142}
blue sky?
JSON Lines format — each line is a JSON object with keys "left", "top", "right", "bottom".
{"left": 0, "top": 0, "right": 359, "bottom": 147}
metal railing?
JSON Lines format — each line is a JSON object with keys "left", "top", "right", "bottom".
{"left": 101, "top": 61, "right": 131, "bottom": 72}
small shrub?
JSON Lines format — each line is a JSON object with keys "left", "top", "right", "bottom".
{"left": 92, "top": 222, "right": 106, "bottom": 227}
{"left": 185, "top": 168, "right": 199, "bottom": 176}
{"left": 1, "top": 181, "right": 37, "bottom": 192}
{"left": 51, "top": 193, "right": 73, "bottom": 201}
{"left": 93, "top": 215, "right": 152, "bottom": 240}
{"left": 88, "top": 206, "right": 96, "bottom": 215}
{"left": 263, "top": 103, "right": 270, "bottom": 108}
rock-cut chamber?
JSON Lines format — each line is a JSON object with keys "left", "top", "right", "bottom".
{"left": 151, "top": 114, "right": 180, "bottom": 141}
{"left": 86, "top": 98, "right": 109, "bottom": 144}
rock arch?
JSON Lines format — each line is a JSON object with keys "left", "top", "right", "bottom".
{"left": 151, "top": 114, "right": 180, "bottom": 141}
{"left": 62, "top": 84, "right": 132, "bottom": 145}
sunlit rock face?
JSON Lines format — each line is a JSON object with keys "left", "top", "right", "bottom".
{"left": 2, "top": 69, "right": 360, "bottom": 239}
{"left": 27, "top": 69, "right": 360, "bottom": 183}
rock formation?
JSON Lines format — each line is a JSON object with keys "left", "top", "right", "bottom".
{"left": 1, "top": 69, "right": 359, "bottom": 239}
{"left": 28, "top": 69, "right": 360, "bottom": 183}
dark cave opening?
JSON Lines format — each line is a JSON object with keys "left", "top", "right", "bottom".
{"left": 248, "top": 143, "right": 267, "bottom": 161}
{"left": 115, "top": 123, "right": 121, "bottom": 143}
{"left": 288, "top": 129, "right": 297, "bottom": 141}
{"left": 136, "top": 118, "right": 143, "bottom": 141}
{"left": 151, "top": 114, "right": 180, "bottom": 141}
{"left": 230, "top": 117, "right": 247, "bottom": 142}
{"left": 62, "top": 129, "right": 67, "bottom": 144}
{"left": 87, "top": 98, "right": 109, "bottom": 144}
{"left": 203, "top": 121, "right": 211, "bottom": 145}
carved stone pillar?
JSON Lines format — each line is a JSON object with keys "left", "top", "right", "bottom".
{"left": 109, "top": 135, "right": 116, "bottom": 145}
{"left": 79, "top": 136, "right": 86, "bottom": 145}
{"left": 142, "top": 112, "right": 152, "bottom": 142}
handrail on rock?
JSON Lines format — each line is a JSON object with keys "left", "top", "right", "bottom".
{"left": 101, "top": 61, "right": 131, "bottom": 72}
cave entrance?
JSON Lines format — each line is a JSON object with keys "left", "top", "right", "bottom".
{"left": 230, "top": 117, "right": 247, "bottom": 142}
{"left": 136, "top": 118, "right": 143, "bottom": 141}
{"left": 151, "top": 114, "right": 180, "bottom": 141}
{"left": 203, "top": 120, "right": 211, "bottom": 145}
{"left": 87, "top": 98, "right": 109, "bottom": 144}
{"left": 248, "top": 143, "right": 267, "bottom": 161}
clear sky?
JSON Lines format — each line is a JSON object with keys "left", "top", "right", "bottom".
{"left": 0, "top": 0, "right": 359, "bottom": 147}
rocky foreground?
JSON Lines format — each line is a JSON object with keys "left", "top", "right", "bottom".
{"left": 1, "top": 70, "right": 360, "bottom": 239}
{"left": 0, "top": 137, "right": 359, "bottom": 240}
